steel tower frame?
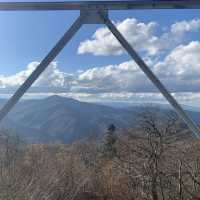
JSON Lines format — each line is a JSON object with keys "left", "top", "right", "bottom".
{"left": 0, "top": 1, "right": 200, "bottom": 138}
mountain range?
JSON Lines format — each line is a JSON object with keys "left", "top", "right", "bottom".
{"left": 0, "top": 96, "right": 137, "bottom": 143}
{"left": 0, "top": 95, "right": 199, "bottom": 143}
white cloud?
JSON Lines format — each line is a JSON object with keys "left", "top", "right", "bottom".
{"left": 76, "top": 41, "right": 200, "bottom": 93}
{"left": 77, "top": 18, "right": 200, "bottom": 57}
{"left": 0, "top": 62, "right": 75, "bottom": 89}
{"left": 1, "top": 40, "right": 200, "bottom": 96}
{"left": 171, "top": 18, "right": 200, "bottom": 36}
{"left": 78, "top": 18, "right": 161, "bottom": 56}
{"left": 1, "top": 18, "right": 200, "bottom": 105}
{"left": 154, "top": 41, "right": 200, "bottom": 91}
{"left": 75, "top": 59, "right": 153, "bottom": 93}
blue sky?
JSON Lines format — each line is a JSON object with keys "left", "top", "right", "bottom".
{"left": 0, "top": 1, "right": 200, "bottom": 106}
{"left": 0, "top": 8, "right": 199, "bottom": 74}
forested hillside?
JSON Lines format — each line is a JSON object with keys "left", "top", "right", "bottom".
{"left": 0, "top": 95, "right": 200, "bottom": 143}
{"left": 0, "top": 108, "right": 199, "bottom": 200}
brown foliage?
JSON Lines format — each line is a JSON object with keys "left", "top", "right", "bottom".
{"left": 0, "top": 110, "right": 200, "bottom": 200}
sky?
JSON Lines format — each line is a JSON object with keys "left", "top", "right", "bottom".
{"left": 0, "top": 0, "right": 200, "bottom": 106}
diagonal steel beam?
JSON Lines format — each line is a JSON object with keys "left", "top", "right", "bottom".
{"left": 99, "top": 13, "right": 200, "bottom": 138}
{"left": 0, "top": 14, "right": 85, "bottom": 122}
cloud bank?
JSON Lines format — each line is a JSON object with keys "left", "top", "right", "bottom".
{"left": 1, "top": 40, "right": 200, "bottom": 94}
{"left": 78, "top": 18, "right": 200, "bottom": 56}
{"left": 1, "top": 18, "right": 200, "bottom": 104}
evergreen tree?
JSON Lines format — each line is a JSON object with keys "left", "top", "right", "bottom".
{"left": 100, "top": 124, "right": 117, "bottom": 159}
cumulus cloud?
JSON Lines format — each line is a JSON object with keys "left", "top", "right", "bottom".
{"left": 171, "top": 18, "right": 200, "bottom": 36}
{"left": 1, "top": 17, "right": 200, "bottom": 106}
{"left": 77, "top": 18, "right": 200, "bottom": 56}
{"left": 0, "top": 62, "right": 75, "bottom": 89}
{"left": 78, "top": 18, "right": 161, "bottom": 56}
{"left": 76, "top": 41, "right": 200, "bottom": 93}
{"left": 154, "top": 41, "right": 200, "bottom": 91}
{"left": 75, "top": 59, "right": 154, "bottom": 93}
{"left": 1, "top": 40, "right": 200, "bottom": 97}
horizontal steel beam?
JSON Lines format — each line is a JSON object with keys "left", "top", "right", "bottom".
{"left": 0, "top": 1, "right": 199, "bottom": 11}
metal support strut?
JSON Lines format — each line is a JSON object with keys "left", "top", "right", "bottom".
{"left": 0, "top": 14, "right": 85, "bottom": 122}
{"left": 99, "top": 12, "right": 200, "bottom": 138}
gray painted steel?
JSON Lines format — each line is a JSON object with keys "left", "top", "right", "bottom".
{"left": 99, "top": 13, "right": 200, "bottom": 138}
{"left": 0, "top": 1, "right": 199, "bottom": 11}
{"left": 0, "top": 15, "right": 84, "bottom": 122}
{"left": 81, "top": 9, "right": 108, "bottom": 24}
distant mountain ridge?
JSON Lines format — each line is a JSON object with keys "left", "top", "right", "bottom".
{"left": 0, "top": 95, "right": 199, "bottom": 143}
{"left": 0, "top": 96, "right": 136, "bottom": 142}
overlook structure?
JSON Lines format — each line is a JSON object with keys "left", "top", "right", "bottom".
{"left": 0, "top": 0, "right": 200, "bottom": 138}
